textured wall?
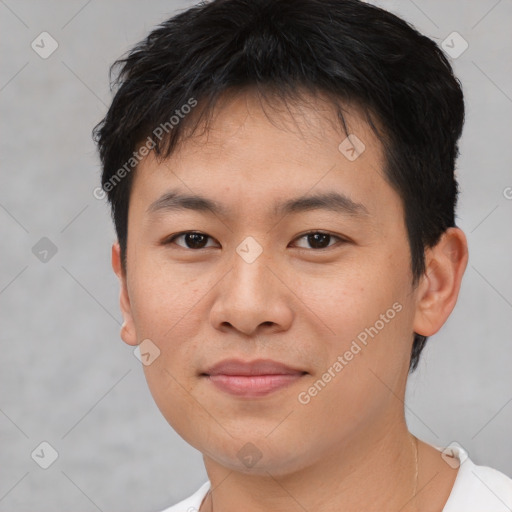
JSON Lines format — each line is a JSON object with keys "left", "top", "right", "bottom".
{"left": 1, "top": 1, "right": 511, "bottom": 511}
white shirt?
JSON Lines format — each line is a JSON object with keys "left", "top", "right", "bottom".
{"left": 161, "top": 442, "right": 512, "bottom": 511}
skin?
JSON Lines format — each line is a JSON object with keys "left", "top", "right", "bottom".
{"left": 112, "top": 90, "right": 468, "bottom": 512}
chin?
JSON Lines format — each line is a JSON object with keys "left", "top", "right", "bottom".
{"left": 199, "top": 430, "right": 315, "bottom": 477}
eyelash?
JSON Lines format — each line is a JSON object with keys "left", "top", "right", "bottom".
{"left": 162, "top": 230, "right": 348, "bottom": 251}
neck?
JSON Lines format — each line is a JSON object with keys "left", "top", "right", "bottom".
{"left": 200, "top": 418, "right": 420, "bottom": 512}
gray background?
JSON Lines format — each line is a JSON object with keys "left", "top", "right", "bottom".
{"left": 1, "top": 0, "right": 511, "bottom": 511}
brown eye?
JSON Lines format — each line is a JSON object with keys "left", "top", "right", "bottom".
{"left": 164, "top": 230, "right": 345, "bottom": 251}
{"left": 293, "top": 231, "right": 344, "bottom": 250}
{"left": 166, "top": 232, "right": 217, "bottom": 249}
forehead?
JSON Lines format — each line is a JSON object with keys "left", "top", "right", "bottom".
{"left": 130, "top": 89, "right": 401, "bottom": 225}
{"left": 166, "top": 90, "right": 382, "bottom": 165}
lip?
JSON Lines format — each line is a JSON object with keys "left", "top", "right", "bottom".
{"left": 202, "top": 358, "right": 307, "bottom": 398}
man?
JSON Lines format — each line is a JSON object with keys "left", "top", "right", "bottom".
{"left": 93, "top": 0, "right": 512, "bottom": 510}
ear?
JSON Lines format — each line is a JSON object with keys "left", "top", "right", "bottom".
{"left": 111, "top": 242, "right": 138, "bottom": 346}
{"left": 413, "top": 227, "right": 468, "bottom": 337}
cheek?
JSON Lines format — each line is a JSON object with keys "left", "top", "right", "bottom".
{"left": 296, "top": 309, "right": 412, "bottom": 445}
{"left": 127, "top": 259, "right": 215, "bottom": 415}
{"left": 128, "top": 252, "right": 206, "bottom": 338}
{"left": 304, "top": 256, "right": 413, "bottom": 383}
{"left": 142, "top": 361, "right": 215, "bottom": 452}
{"left": 131, "top": 265, "right": 213, "bottom": 442}
{"left": 301, "top": 262, "right": 396, "bottom": 335}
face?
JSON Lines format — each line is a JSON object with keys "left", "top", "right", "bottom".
{"left": 115, "top": 91, "right": 424, "bottom": 476}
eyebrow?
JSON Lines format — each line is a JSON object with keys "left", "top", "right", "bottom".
{"left": 147, "top": 188, "right": 369, "bottom": 218}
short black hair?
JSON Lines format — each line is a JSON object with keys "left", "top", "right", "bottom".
{"left": 93, "top": 0, "right": 465, "bottom": 373}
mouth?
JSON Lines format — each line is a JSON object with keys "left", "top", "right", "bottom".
{"left": 201, "top": 358, "right": 308, "bottom": 398}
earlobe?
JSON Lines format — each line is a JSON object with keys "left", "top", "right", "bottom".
{"left": 412, "top": 227, "right": 468, "bottom": 337}
{"left": 111, "top": 242, "right": 138, "bottom": 346}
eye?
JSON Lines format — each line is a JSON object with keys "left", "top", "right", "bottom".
{"left": 164, "top": 231, "right": 218, "bottom": 250}
{"left": 163, "top": 230, "right": 347, "bottom": 251}
{"left": 291, "top": 231, "right": 346, "bottom": 250}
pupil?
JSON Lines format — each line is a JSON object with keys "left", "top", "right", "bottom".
{"left": 309, "top": 233, "right": 330, "bottom": 249}
{"left": 186, "top": 233, "right": 207, "bottom": 249}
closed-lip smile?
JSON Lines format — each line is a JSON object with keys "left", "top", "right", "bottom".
{"left": 202, "top": 358, "right": 307, "bottom": 397}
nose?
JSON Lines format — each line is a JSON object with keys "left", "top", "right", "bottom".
{"left": 209, "top": 245, "right": 294, "bottom": 337}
